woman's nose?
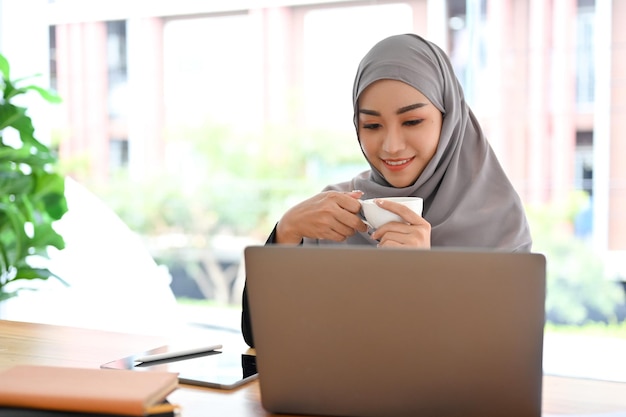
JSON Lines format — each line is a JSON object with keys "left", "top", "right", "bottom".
{"left": 382, "top": 126, "right": 405, "bottom": 154}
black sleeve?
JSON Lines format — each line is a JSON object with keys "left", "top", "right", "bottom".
{"left": 241, "top": 284, "right": 255, "bottom": 348}
{"left": 241, "top": 224, "right": 282, "bottom": 348}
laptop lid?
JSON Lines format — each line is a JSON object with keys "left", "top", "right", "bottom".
{"left": 244, "top": 246, "right": 546, "bottom": 417}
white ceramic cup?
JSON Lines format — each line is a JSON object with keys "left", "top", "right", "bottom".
{"left": 359, "top": 197, "right": 423, "bottom": 229}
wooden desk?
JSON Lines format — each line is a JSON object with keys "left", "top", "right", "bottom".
{"left": 2, "top": 319, "right": 626, "bottom": 417}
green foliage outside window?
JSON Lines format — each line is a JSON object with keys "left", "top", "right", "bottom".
{"left": 527, "top": 192, "right": 625, "bottom": 325}
{"left": 93, "top": 121, "right": 366, "bottom": 239}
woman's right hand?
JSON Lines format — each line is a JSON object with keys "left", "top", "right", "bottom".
{"left": 275, "top": 190, "right": 368, "bottom": 244}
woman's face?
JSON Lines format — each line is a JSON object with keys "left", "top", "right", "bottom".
{"left": 357, "top": 79, "right": 443, "bottom": 188}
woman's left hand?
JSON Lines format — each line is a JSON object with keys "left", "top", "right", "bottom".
{"left": 369, "top": 199, "right": 431, "bottom": 248}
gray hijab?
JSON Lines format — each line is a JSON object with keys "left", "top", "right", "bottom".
{"left": 308, "top": 33, "right": 531, "bottom": 251}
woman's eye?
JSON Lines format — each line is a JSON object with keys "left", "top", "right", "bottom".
{"left": 362, "top": 123, "right": 381, "bottom": 130}
{"left": 404, "top": 119, "right": 423, "bottom": 126}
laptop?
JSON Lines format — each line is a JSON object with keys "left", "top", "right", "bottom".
{"left": 244, "top": 246, "right": 546, "bottom": 417}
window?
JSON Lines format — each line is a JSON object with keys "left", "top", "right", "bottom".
{"left": 109, "top": 138, "right": 129, "bottom": 171}
{"left": 49, "top": 25, "right": 57, "bottom": 91}
{"left": 107, "top": 20, "right": 128, "bottom": 120}
{"left": 576, "top": 6, "right": 595, "bottom": 109}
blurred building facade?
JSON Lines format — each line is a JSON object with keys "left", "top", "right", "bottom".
{"left": 1, "top": 0, "right": 625, "bottom": 272}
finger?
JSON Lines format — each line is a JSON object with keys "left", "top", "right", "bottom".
{"left": 357, "top": 218, "right": 369, "bottom": 233}
{"left": 375, "top": 199, "right": 421, "bottom": 224}
{"left": 373, "top": 225, "right": 430, "bottom": 248}
{"left": 318, "top": 222, "right": 362, "bottom": 242}
{"left": 371, "top": 222, "right": 412, "bottom": 239}
{"left": 377, "top": 239, "right": 404, "bottom": 248}
{"left": 375, "top": 229, "right": 409, "bottom": 246}
{"left": 335, "top": 209, "right": 368, "bottom": 233}
{"left": 319, "top": 229, "right": 351, "bottom": 242}
{"left": 337, "top": 193, "right": 365, "bottom": 214}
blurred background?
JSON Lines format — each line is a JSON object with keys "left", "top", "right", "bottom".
{"left": 1, "top": 0, "right": 625, "bottom": 379}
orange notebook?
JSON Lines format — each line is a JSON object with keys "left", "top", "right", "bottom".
{"left": 0, "top": 365, "right": 179, "bottom": 416}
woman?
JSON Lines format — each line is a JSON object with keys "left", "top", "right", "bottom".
{"left": 241, "top": 33, "right": 531, "bottom": 347}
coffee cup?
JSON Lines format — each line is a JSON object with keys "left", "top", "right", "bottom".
{"left": 359, "top": 197, "right": 423, "bottom": 229}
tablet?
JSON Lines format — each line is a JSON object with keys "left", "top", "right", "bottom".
{"left": 101, "top": 345, "right": 257, "bottom": 390}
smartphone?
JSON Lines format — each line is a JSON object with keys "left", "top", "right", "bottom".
{"left": 101, "top": 346, "right": 257, "bottom": 390}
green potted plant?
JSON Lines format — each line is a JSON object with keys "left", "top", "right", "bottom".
{"left": 0, "top": 53, "right": 68, "bottom": 302}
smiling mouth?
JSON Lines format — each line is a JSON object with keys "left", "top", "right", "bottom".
{"left": 383, "top": 157, "right": 414, "bottom": 167}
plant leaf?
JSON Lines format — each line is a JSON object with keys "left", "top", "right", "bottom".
{"left": 0, "top": 53, "right": 10, "bottom": 80}
{"left": 0, "top": 200, "right": 28, "bottom": 263}
{"left": 31, "top": 221, "right": 66, "bottom": 251}
{"left": 0, "top": 103, "right": 23, "bottom": 131}
{"left": 0, "top": 289, "right": 20, "bottom": 302}
{"left": 22, "top": 85, "right": 63, "bottom": 104}
{"left": 13, "top": 265, "right": 69, "bottom": 286}
{"left": 0, "top": 170, "right": 35, "bottom": 195}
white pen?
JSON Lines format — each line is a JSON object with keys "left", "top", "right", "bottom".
{"left": 134, "top": 344, "right": 223, "bottom": 363}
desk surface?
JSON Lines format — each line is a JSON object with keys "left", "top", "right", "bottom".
{"left": 2, "top": 319, "right": 626, "bottom": 417}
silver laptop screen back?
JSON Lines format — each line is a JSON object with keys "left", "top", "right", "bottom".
{"left": 245, "top": 246, "right": 546, "bottom": 417}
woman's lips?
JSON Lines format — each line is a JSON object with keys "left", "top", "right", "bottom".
{"left": 382, "top": 157, "right": 414, "bottom": 171}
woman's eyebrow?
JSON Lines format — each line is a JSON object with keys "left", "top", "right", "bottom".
{"left": 397, "top": 103, "right": 428, "bottom": 114}
{"left": 359, "top": 103, "right": 428, "bottom": 117}
{"left": 359, "top": 109, "right": 380, "bottom": 116}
